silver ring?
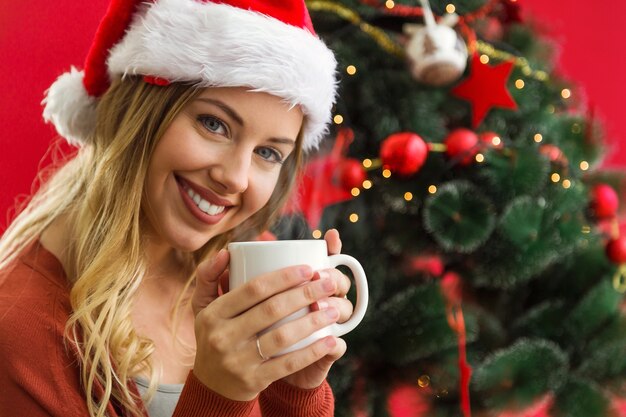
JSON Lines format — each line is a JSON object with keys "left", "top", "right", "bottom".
{"left": 256, "top": 336, "right": 269, "bottom": 361}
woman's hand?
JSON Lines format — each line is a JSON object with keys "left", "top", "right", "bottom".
{"left": 190, "top": 245, "right": 347, "bottom": 401}
{"left": 280, "top": 229, "right": 352, "bottom": 389}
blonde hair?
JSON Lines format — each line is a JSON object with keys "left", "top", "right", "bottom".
{"left": 0, "top": 77, "right": 303, "bottom": 416}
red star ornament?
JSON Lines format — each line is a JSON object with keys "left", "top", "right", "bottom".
{"left": 451, "top": 53, "right": 518, "bottom": 128}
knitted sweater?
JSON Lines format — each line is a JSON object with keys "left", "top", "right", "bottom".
{"left": 0, "top": 240, "right": 334, "bottom": 417}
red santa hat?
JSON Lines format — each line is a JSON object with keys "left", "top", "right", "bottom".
{"left": 42, "top": 0, "right": 338, "bottom": 152}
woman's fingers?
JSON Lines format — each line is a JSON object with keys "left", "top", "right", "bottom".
{"left": 213, "top": 264, "right": 315, "bottom": 318}
{"left": 232, "top": 272, "right": 338, "bottom": 337}
{"left": 324, "top": 229, "right": 342, "bottom": 255}
{"left": 191, "top": 249, "right": 229, "bottom": 316}
{"left": 260, "top": 336, "right": 343, "bottom": 383}
{"left": 255, "top": 305, "right": 340, "bottom": 359}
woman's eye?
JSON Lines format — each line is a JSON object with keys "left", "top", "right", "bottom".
{"left": 199, "top": 115, "right": 228, "bottom": 135}
{"left": 256, "top": 147, "right": 284, "bottom": 164}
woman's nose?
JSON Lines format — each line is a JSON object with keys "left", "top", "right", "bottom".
{"left": 210, "top": 150, "right": 251, "bottom": 194}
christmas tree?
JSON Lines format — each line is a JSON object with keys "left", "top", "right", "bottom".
{"left": 276, "top": 0, "right": 626, "bottom": 415}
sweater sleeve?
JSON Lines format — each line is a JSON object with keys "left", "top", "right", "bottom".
{"left": 172, "top": 371, "right": 257, "bottom": 417}
{"left": 258, "top": 379, "right": 335, "bottom": 417}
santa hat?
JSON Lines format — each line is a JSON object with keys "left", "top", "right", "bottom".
{"left": 42, "top": 0, "right": 338, "bottom": 152}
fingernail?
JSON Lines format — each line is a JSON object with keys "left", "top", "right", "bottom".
{"left": 317, "top": 270, "right": 329, "bottom": 280}
{"left": 299, "top": 266, "right": 312, "bottom": 278}
{"left": 322, "top": 278, "right": 335, "bottom": 292}
{"left": 316, "top": 299, "right": 329, "bottom": 310}
{"left": 325, "top": 307, "right": 339, "bottom": 320}
{"left": 325, "top": 336, "right": 337, "bottom": 348}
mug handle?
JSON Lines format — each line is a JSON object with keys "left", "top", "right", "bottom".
{"left": 326, "top": 254, "right": 369, "bottom": 337}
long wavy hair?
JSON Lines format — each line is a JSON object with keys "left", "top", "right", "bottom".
{"left": 0, "top": 77, "right": 304, "bottom": 416}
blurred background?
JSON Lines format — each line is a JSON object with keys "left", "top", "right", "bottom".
{"left": 1, "top": 1, "right": 625, "bottom": 224}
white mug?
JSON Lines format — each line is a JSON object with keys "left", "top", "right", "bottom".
{"left": 228, "top": 239, "right": 369, "bottom": 355}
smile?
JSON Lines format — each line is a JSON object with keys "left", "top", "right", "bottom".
{"left": 184, "top": 187, "right": 225, "bottom": 216}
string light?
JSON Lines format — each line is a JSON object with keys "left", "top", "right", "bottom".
{"left": 515, "top": 79, "right": 525, "bottom": 89}
{"left": 551, "top": 173, "right": 561, "bottom": 183}
{"left": 351, "top": 188, "right": 361, "bottom": 197}
{"left": 479, "top": 54, "right": 489, "bottom": 64}
{"left": 534, "top": 133, "right": 543, "bottom": 143}
{"left": 382, "top": 169, "right": 392, "bottom": 178}
{"left": 492, "top": 136, "right": 502, "bottom": 146}
{"left": 428, "top": 185, "right": 438, "bottom": 194}
{"left": 333, "top": 114, "right": 344, "bottom": 124}
{"left": 475, "top": 153, "right": 485, "bottom": 163}
{"left": 363, "top": 180, "right": 373, "bottom": 189}
{"left": 404, "top": 192, "right": 413, "bottom": 201}
{"left": 346, "top": 65, "right": 357, "bottom": 75}
{"left": 445, "top": 3, "right": 456, "bottom": 13}
{"left": 561, "top": 88, "right": 571, "bottom": 99}
{"left": 475, "top": 41, "right": 548, "bottom": 81}
{"left": 562, "top": 179, "right": 572, "bottom": 189}
{"left": 363, "top": 159, "right": 372, "bottom": 168}
{"left": 580, "top": 161, "right": 590, "bottom": 171}
{"left": 349, "top": 213, "right": 359, "bottom": 223}
{"left": 312, "top": 230, "right": 322, "bottom": 239}
{"left": 385, "top": 0, "right": 395, "bottom": 9}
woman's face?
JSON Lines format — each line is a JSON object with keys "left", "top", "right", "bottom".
{"left": 143, "top": 87, "right": 303, "bottom": 252}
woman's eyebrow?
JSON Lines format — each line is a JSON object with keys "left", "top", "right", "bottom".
{"left": 194, "top": 98, "right": 244, "bottom": 126}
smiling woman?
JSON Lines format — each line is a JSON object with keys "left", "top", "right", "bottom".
{"left": 143, "top": 87, "right": 304, "bottom": 253}
{"left": 0, "top": 1, "right": 352, "bottom": 417}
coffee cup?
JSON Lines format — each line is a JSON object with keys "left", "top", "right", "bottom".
{"left": 228, "top": 239, "right": 368, "bottom": 355}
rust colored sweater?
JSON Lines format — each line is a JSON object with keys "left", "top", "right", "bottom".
{"left": 0, "top": 241, "right": 334, "bottom": 417}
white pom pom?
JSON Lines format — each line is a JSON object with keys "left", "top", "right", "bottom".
{"left": 42, "top": 68, "right": 98, "bottom": 146}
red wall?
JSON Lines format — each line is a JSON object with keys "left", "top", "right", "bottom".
{"left": 1, "top": 1, "right": 624, "bottom": 227}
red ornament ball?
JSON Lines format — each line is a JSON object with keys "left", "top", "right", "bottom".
{"left": 591, "top": 184, "right": 619, "bottom": 219}
{"left": 387, "top": 384, "right": 431, "bottom": 417}
{"left": 607, "top": 237, "right": 626, "bottom": 264}
{"left": 479, "top": 131, "right": 504, "bottom": 149}
{"left": 339, "top": 159, "right": 368, "bottom": 191}
{"left": 445, "top": 128, "right": 479, "bottom": 165}
{"left": 380, "top": 132, "right": 428, "bottom": 176}
{"left": 539, "top": 144, "right": 567, "bottom": 164}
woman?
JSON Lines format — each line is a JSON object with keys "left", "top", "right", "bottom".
{"left": 0, "top": 1, "right": 351, "bottom": 416}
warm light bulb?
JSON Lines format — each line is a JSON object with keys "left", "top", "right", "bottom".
{"left": 363, "top": 180, "right": 373, "bottom": 189}
{"left": 382, "top": 169, "right": 392, "bottom": 178}
{"left": 561, "top": 88, "right": 571, "bottom": 99}
{"left": 404, "top": 192, "right": 413, "bottom": 201}
{"left": 346, "top": 65, "right": 357, "bottom": 75}
{"left": 534, "top": 133, "right": 543, "bottom": 143}
{"left": 480, "top": 54, "right": 489, "bottom": 64}
{"left": 445, "top": 4, "right": 456, "bottom": 13}
{"left": 385, "top": 0, "right": 395, "bottom": 8}
{"left": 579, "top": 161, "right": 589, "bottom": 171}
{"left": 492, "top": 136, "right": 501, "bottom": 146}
{"left": 351, "top": 188, "right": 361, "bottom": 197}
{"left": 551, "top": 173, "right": 561, "bottom": 183}
{"left": 562, "top": 179, "right": 572, "bottom": 189}
{"left": 418, "top": 375, "right": 431, "bottom": 388}
{"left": 349, "top": 213, "right": 359, "bottom": 223}
{"left": 515, "top": 79, "right": 525, "bottom": 89}
{"left": 312, "top": 230, "right": 322, "bottom": 239}
{"left": 428, "top": 185, "right": 437, "bottom": 194}
{"left": 333, "top": 115, "right": 344, "bottom": 124}
{"left": 475, "top": 153, "right": 485, "bottom": 163}
{"left": 363, "top": 159, "right": 372, "bottom": 168}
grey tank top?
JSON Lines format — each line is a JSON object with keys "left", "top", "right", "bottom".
{"left": 135, "top": 378, "right": 184, "bottom": 417}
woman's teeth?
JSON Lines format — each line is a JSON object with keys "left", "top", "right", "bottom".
{"left": 185, "top": 187, "right": 225, "bottom": 216}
